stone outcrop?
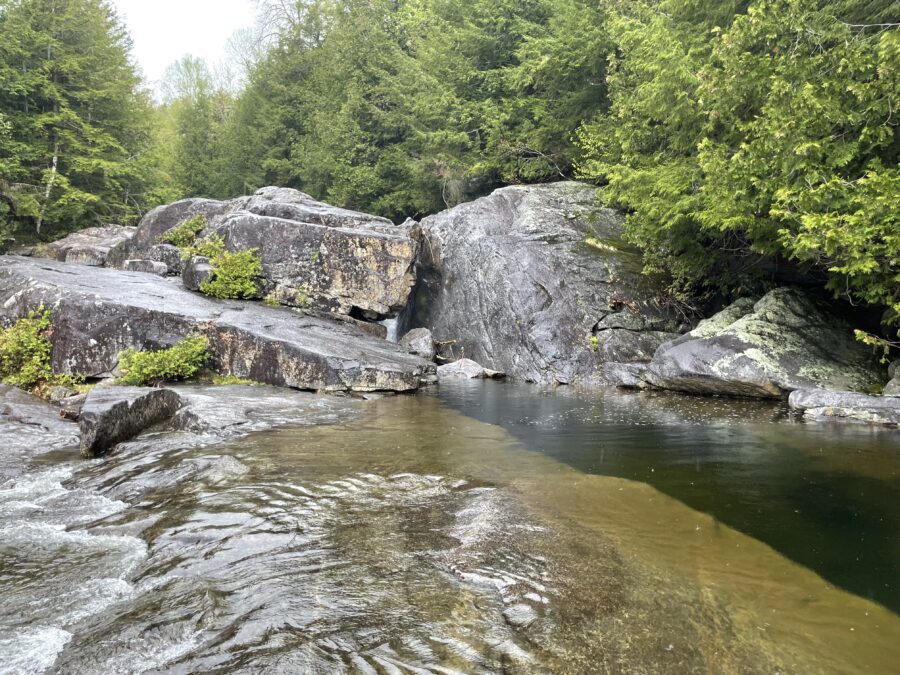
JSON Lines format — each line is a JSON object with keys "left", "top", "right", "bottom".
{"left": 885, "top": 361, "right": 900, "bottom": 396}
{"left": 644, "top": 288, "right": 885, "bottom": 398}
{"left": 789, "top": 389, "right": 900, "bottom": 427}
{"left": 404, "top": 182, "right": 682, "bottom": 385}
{"left": 123, "top": 259, "right": 168, "bottom": 276}
{"left": 0, "top": 256, "right": 435, "bottom": 392}
{"left": 399, "top": 328, "right": 436, "bottom": 361}
{"left": 79, "top": 386, "right": 183, "bottom": 458}
{"left": 39, "top": 225, "right": 136, "bottom": 267}
{"left": 108, "top": 187, "right": 417, "bottom": 319}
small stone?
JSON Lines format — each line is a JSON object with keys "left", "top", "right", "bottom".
{"left": 502, "top": 603, "right": 538, "bottom": 628}
{"left": 182, "top": 256, "right": 215, "bottom": 291}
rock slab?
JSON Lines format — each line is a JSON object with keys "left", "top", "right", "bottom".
{"left": 79, "top": 386, "right": 183, "bottom": 458}
{"left": 0, "top": 256, "right": 435, "bottom": 392}
{"left": 789, "top": 389, "right": 900, "bottom": 427}
{"left": 405, "top": 182, "right": 681, "bottom": 384}
{"left": 645, "top": 289, "right": 885, "bottom": 398}
{"left": 39, "top": 225, "right": 136, "bottom": 267}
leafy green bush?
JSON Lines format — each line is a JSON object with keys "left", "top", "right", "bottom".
{"left": 118, "top": 335, "right": 209, "bottom": 386}
{"left": 161, "top": 214, "right": 207, "bottom": 249}
{"left": 200, "top": 245, "right": 263, "bottom": 300}
{"left": 0, "top": 307, "right": 81, "bottom": 393}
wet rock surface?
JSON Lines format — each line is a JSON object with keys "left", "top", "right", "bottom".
{"left": 0, "top": 256, "right": 435, "bottom": 392}
{"left": 437, "top": 358, "right": 495, "bottom": 380}
{"left": 645, "top": 289, "right": 885, "bottom": 398}
{"left": 122, "top": 260, "right": 168, "bottom": 277}
{"left": 0, "top": 384, "right": 79, "bottom": 459}
{"left": 405, "top": 182, "right": 680, "bottom": 384}
{"left": 789, "top": 388, "right": 900, "bottom": 426}
{"left": 79, "top": 387, "right": 183, "bottom": 458}
{"left": 39, "top": 225, "right": 136, "bottom": 267}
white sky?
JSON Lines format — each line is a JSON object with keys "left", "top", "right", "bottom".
{"left": 111, "top": 0, "right": 257, "bottom": 93}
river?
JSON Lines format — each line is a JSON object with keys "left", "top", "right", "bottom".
{"left": 1, "top": 381, "right": 898, "bottom": 673}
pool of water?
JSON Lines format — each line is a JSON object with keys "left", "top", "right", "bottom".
{"left": 0, "top": 382, "right": 898, "bottom": 673}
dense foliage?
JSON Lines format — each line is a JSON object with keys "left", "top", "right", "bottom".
{"left": 0, "top": 0, "right": 172, "bottom": 238}
{"left": 0, "top": 307, "right": 80, "bottom": 392}
{"left": 118, "top": 334, "right": 209, "bottom": 386}
{"left": 576, "top": 0, "right": 899, "bottom": 338}
{"left": 1, "top": 0, "right": 897, "bottom": 342}
{"left": 161, "top": 214, "right": 207, "bottom": 250}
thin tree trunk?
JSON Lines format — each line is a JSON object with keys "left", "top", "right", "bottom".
{"left": 36, "top": 144, "right": 59, "bottom": 235}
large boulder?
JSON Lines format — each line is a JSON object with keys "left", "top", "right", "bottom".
{"left": 0, "top": 256, "right": 435, "bottom": 392}
{"left": 645, "top": 289, "right": 885, "bottom": 398}
{"left": 789, "top": 389, "right": 900, "bottom": 427}
{"left": 399, "top": 328, "right": 436, "bottom": 361}
{"left": 39, "top": 225, "right": 136, "bottom": 267}
{"left": 404, "top": 182, "right": 681, "bottom": 384}
{"left": 108, "top": 187, "right": 417, "bottom": 319}
{"left": 79, "top": 386, "right": 183, "bottom": 458}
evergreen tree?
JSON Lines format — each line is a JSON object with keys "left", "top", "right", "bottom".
{"left": 0, "top": 0, "right": 161, "bottom": 237}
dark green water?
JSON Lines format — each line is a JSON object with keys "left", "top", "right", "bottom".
{"left": 435, "top": 380, "right": 900, "bottom": 613}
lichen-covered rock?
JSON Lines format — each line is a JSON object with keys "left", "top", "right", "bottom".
{"left": 212, "top": 211, "right": 417, "bottom": 318}
{"left": 399, "top": 328, "right": 436, "bottom": 361}
{"left": 146, "top": 244, "right": 184, "bottom": 275}
{"left": 884, "top": 377, "right": 900, "bottom": 397}
{"left": 79, "top": 386, "right": 183, "bottom": 457}
{"left": 123, "top": 259, "right": 168, "bottom": 276}
{"left": 0, "top": 256, "right": 435, "bottom": 392}
{"left": 39, "top": 225, "right": 136, "bottom": 267}
{"left": 404, "top": 182, "right": 681, "bottom": 384}
{"left": 646, "top": 289, "right": 885, "bottom": 398}
{"left": 108, "top": 187, "right": 417, "bottom": 320}
{"left": 789, "top": 389, "right": 900, "bottom": 426}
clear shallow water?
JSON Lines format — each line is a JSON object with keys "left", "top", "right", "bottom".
{"left": 0, "top": 383, "right": 898, "bottom": 673}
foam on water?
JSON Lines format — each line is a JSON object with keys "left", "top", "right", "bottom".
{"left": 0, "top": 627, "right": 73, "bottom": 675}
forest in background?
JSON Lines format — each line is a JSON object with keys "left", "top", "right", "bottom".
{"left": 0, "top": 0, "right": 897, "bottom": 344}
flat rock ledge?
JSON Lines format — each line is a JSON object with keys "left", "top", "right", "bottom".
{"left": 789, "top": 389, "right": 900, "bottom": 427}
{"left": 80, "top": 386, "right": 183, "bottom": 458}
{"left": 0, "top": 256, "right": 435, "bottom": 393}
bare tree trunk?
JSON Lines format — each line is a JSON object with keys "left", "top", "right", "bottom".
{"left": 36, "top": 144, "right": 59, "bottom": 235}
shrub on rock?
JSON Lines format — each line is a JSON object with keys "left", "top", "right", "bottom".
{"left": 0, "top": 307, "right": 81, "bottom": 394}
{"left": 119, "top": 335, "right": 209, "bottom": 386}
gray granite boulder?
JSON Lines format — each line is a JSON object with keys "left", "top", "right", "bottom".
{"left": 0, "top": 256, "right": 435, "bottom": 392}
{"left": 437, "top": 359, "right": 489, "bottom": 380}
{"left": 404, "top": 182, "right": 681, "bottom": 385}
{"left": 645, "top": 289, "right": 885, "bottom": 398}
{"left": 789, "top": 389, "right": 900, "bottom": 426}
{"left": 399, "top": 328, "right": 436, "bottom": 361}
{"left": 39, "top": 225, "right": 136, "bottom": 267}
{"left": 79, "top": 386, "right": 183, "bottom": 457}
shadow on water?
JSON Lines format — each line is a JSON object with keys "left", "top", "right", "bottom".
{"left": 433, "top": 379, "right": 900, "bottom": 614}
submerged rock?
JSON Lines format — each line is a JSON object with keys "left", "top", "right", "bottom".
{"left": 38, "top": 225, "right": 136, "bottom": 267}
{"left": 109, "top": 187, "right": 417, "bottom": 319}
{"left": 399, "top": 328, "right": 436, "bottom": 361}
{"left": 79, "top": 386, "right": 183, "bottom": 458}
{"left": 789, "top": 389, "right": 900, "bottom": 427}
{"left": 0, "top": 256, "right": 435, "bottom": 392}
{"left": 405, "top": 182, "right": 681, "bottom": 384}
{"left": 0, "top": 384, "right": 80, "bottom": 456}
{"left": 645, "top": 289, "right": 885, "bottom": 398}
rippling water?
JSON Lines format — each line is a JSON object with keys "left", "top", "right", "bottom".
{"left": 1, "top": 383, "right": 898, "bottom": 674}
